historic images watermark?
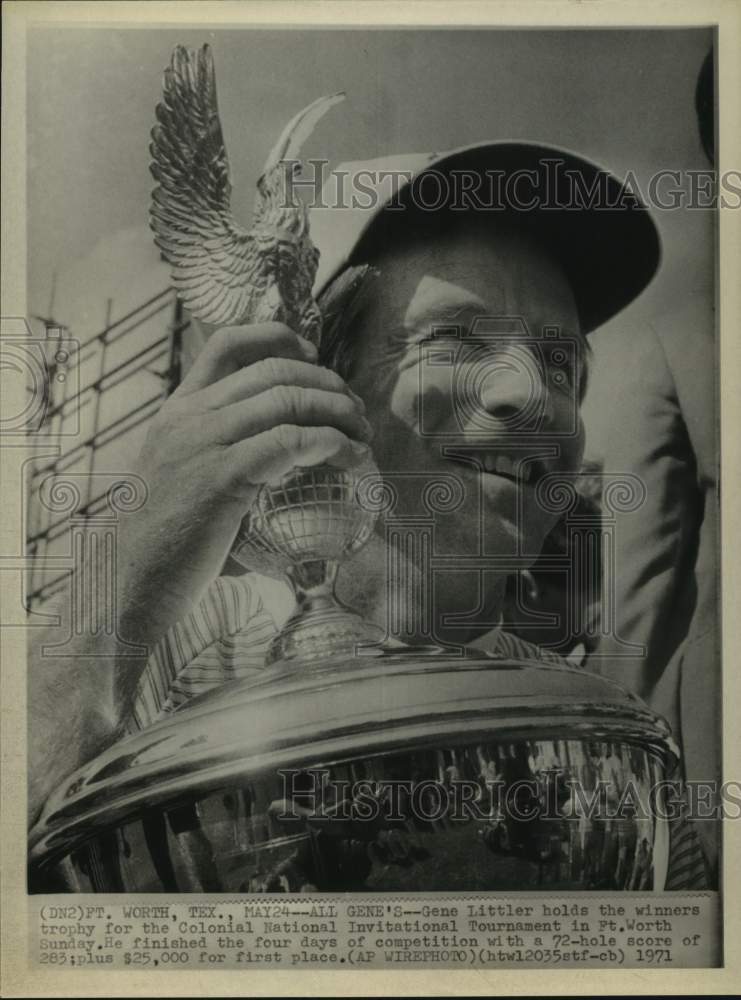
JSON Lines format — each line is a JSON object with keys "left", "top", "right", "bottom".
{"left": 415, "top": 317, "right": 582, "bottom": 441}
{"left": 0, "top": 317, "right": 79, "bottom": 436}
{"left": 1, "top": 315, "right": 148, "bottom": 654}
{"left": 275, "top": 768, "right": 741, "bottom": 825}
{"left": 283, "top": 159, "right": 740, "bottom": 213}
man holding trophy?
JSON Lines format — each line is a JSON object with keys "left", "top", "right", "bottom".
{"left": 28, "top": 45, "right": 709, "bottom": 893}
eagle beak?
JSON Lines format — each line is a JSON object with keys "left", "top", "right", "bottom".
{"left": 261, "top": 92, "right": 346, "bottom": 176}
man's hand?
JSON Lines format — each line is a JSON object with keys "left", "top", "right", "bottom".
{"left": 116, "top": 322, "right": 372, "bottom": 648}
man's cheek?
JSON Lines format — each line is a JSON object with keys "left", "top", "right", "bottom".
{"left": 515, "top": 488, "right": 560, "bottom": 548}
{"left": 387, "top": 366, "right": 455, "bottom": 437}
{"left": 571, "top": 417, "right": 586, "bottom": 469}
{"left": 551, "top": 402, "right": 585, "bottom": 471}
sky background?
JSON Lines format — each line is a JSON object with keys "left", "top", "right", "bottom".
{"left": 27, "top": 26, "right": 714, "bottom": 337}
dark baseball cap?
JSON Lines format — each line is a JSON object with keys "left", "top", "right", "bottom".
{"left": 309, "top": 141, "right": 661, "bottom": 333}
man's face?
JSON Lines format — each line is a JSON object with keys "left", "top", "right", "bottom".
{"left": 348, "top": 217, "right": 586, "bottom": 579}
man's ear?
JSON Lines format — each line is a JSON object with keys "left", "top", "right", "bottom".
{"left": 316, "top": 265, "right": 379, "bottom": 377}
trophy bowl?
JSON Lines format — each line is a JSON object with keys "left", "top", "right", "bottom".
{"left": 230, "top": 460, "right": 384, "bottom": 666}
{"left": 29, "top": 650, "right": 678, "bottom": 893}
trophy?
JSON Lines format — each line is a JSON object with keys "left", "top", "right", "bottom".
{"left": 150, "top": 44, "right": 384, "bottom": 666}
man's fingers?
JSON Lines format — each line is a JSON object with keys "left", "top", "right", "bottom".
{"left": 199, "top": 357, "right": 365, "bottom": 411}
{"left": 175, "top": 323, "right": 317, "bottom": 395}
{"left": 215, "top": 385, "right": 373, "bottom": 445}
{"left": 228, "top": 425, "right": 372, "bottom": 488}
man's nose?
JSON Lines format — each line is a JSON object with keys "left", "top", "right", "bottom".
{"left": 474, "top": 348, "right": 554, "bottom": 430}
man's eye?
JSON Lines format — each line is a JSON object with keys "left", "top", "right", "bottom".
{"left": 551, "top": 365, "right": 574, "bottom": 390}
{"left": 421, "top": 327, "right": 462, "bottom": 343}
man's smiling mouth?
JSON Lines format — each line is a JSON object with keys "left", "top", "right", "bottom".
{"left": 445, "top": 452, "right": 547, "bottom": 486}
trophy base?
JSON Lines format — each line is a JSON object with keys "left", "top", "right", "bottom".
{"left": 263, "top": 557, "right": 386, "bottom": 668}
{"left": 265, "top": 601, "right": 385, "bottom": 667}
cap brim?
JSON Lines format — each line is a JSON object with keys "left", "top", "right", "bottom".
{"left": 312, "top": 141, "right": 661, "bottom": 334}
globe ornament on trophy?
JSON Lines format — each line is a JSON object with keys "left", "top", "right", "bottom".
{"left": 149, "top": 44, "right": 385, "bottom": 666}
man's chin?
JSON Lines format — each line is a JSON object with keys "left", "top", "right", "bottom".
{"left": 478, "top": 486, "right": 555, "bottom": 561}
{"left": 375, "top": 464, "right": 554, "bottom": 559}
{"left": 431, "top": 514, "right": 548, "bottom": 568}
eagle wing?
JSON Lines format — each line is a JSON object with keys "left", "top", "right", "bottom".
{"left": 149, "top": 44, "right": 263, "bottom": 327}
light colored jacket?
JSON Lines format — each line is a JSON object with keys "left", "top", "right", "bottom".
{"left": 583, "top": 289, "right": 718, "bottom": 866}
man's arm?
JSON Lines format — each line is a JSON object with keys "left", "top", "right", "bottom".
{"left": 27, "top": 321, "right": 372, "bottom": 822}
{"left": 27, "top": 604, "right": 141, "bottom": 825}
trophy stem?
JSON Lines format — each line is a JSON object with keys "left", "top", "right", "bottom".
{"left": 265, "top": 558, "right": 384, "bottom": 667}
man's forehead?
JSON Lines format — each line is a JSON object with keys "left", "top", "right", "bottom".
{"left": 368, "top": 227, "right": 581, "bottom": 334}
{"left": 402, "top": 277, "right": 489, "bottom": 330}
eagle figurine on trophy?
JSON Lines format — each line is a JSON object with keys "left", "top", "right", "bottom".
{"left": 150, "top": 43, "right": 345, "bottom": 342}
